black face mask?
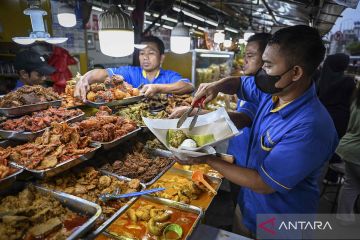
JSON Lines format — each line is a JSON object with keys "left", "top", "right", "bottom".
{"left": 254, "top": 67, "right": 294, "bottom": 94}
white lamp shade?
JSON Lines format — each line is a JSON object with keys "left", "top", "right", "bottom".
{"left": 99, "top": 30, "right": 134, "bottom": 57}
{"left": 12, "top": 37, "right": 36, "bottom": 45}
{"left": 57, "top": 13, "right": 76, "bottom": 27}
{"left": 214, "top": 31, "right": 225, "bottom": 44}
{"left": 45, "top": 37, "right": 68, "bottom": 44}
{"left": 170, "top": 36, "right": 191, "bottom": 54}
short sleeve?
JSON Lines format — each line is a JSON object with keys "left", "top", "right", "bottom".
{"left": 237, "top": 76, "right": 267, "bottom": 105}
{"left": 166, "top": 71, "right": 190, "bottom": 84}
{"left": 237, "top": 100, "right": 258, "bottom": 121}
{"left": 106, "top": 66, "right": 135, "bottom": 85}
{"left": 259, "top": 123, "right": 337, "bottom": 193}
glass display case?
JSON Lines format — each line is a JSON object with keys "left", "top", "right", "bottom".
{"left": 163, "top": 49, "right": 234, "bottom": 88}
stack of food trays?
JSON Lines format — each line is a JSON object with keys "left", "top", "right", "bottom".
{"left": 0, "top": 84, "right": 227, "bottom": 239}
{"left": 95, "top": 144, "right": 222, "bottom": 239}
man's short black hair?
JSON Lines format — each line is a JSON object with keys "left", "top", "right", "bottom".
{"left": 140, "top": 36, "right": 165, "bottom": 55}
{"left": 247, "top": 33, "right": 272, "bottom": 53}
{"left": 269, "top": 25, "right": 325, "bottom": 77}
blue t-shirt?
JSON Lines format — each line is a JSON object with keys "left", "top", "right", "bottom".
{"left": 106, "top": 66, "right": 190, "bottom": 88}
{"left": 237, "top": 76, "right": 338, "bottom": 233}
{"left": 14, "top": 80, "right": 24, "bottom": 90}
{"left": 227, "top": 100, "right": 257, "bottom": 167}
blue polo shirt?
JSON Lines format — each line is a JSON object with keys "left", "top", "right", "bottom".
{"left": 237, "top": 76, "right": 338, "bottom": 233}
{"left": 106, "top": 66, "right": 190, "bottom": 88}
{"left": 227, "top": 100, "right": 257, "bottom": 167}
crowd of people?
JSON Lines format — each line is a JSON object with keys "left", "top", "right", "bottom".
{"left": 3, "top": 25, "right": 360, "bottom": 238}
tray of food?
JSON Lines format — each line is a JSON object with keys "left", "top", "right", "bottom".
{"left": 71, "top": 106, "right": 140, "bottom": 150}
{"left": 39, "top": 167, "right": 145, "bottom": 239}
{"left": 147, "top": 146, "right": 227, "bottom": 179}
{"left": 0, "top": 156, "right": 23, "bottom": 190}
{"left": 99, "top": 195, "right": 202, "bottom": 240}
{"left": 0, "top": 183, "right": 102, "bottom": 240}
{"left": 173, "top": 163, "right": 223, "bottom": 179}
{"left": 84, "top": 75, "right": 143, "bottom": 108}
{"left": 148, "top": 168, "right": 222, "bottom": 210}
{"left": 0, "top": 139, "right": 18, "bottom": 148}
{"left": 0, "top": 107, "right": 84, "bottom": 141}
{"left": 61, "top": 73, "right": 86, "bottom": 108}
{"left": 116, "top": 102, "right": 168, "bottom": 128}
{"left": 3, "top": 122, "right": 100, "bottom": 178}
{"left": 0, "top": 85, "right": 62, "bottom": 117}
{"left": 96, "top": 127, "right": 142, "bottom": 150}
{"left": 86, "top": 96, "right": 145, "bottom": 108}
{"left": 101, "top": 147, "right": 175, "bottom": 186}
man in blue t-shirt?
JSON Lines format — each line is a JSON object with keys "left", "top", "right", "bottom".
{"left": 179, "top": 25, "right": 339, "bottom": 238}
{"left": 75, "top": 36, "right": 193, "bottom": 100}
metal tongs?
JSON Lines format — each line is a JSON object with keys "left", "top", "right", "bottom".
{"left": 176, "top": 96, "right": 205, "bottom": 131}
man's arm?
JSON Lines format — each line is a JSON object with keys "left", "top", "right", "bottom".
{"left": 193, "top": 76, "right": 242, "bottom": 107}
{"left": 141, "top": 81, "right": 194, "bottom": 97}
{"left": 228, "top": 111, "right": 252, "bottom": 129}
{"left": 74, "top": 69, "right": 110, "bottom": 101}
{"left": 206, "top": 156, "right": 275, "bottom": 194}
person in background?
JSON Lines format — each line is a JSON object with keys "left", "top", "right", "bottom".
{"left": 13, "top": 49, "right": 55, "bottom": 90}
{"left": 336, "top": 81, "right": 360, "bottom": 225}
{"left": 181, "top": 25, "right": 338, "bottom": 238}
{"left": 75, "top": 36, "right": 194, "bottom": 99}
{"left": 169, "top": 33, "right": 272, "bottom": 207}
{"left": 318, "top": 53, "right": 355, "bottom": 184}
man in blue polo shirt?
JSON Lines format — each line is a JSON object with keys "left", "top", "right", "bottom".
{"left": 75, "top": 36, "right": 193, "bottom": 100}
{"left": 180, "top": 25, "right": 338, "bottom": 238}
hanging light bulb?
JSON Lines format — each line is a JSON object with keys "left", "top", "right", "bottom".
{"left": 170, "top": 11, "right": 190, "bottom": 54}
{"left": 98, "top": 4, "right": 134, "bottom": 57}
{"left": 214, "top": 21, "right": 225, "bottom": 44}
{"left": 57, "top": 3, "right": 76, "bottom": 27}
{"left": 12, "top": 5, "right": 67, "bottom": 45}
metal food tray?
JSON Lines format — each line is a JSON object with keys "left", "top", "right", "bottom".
{"left": 0, "top": 183, "right": 102, "bottom": 240}
{"left": 0, "top": 167, "right": 23, "bottom": 191}
{"left": 0, "top": 100, "right": 62, "bottom": 117}
{"left": 93, "top": 127, "right": 141, "bottom": 150}
{"left": 9, "top": 142, "right": 101, "bottom": 179}
{"left": 153, "top": 167, "right": 222, "bottom": 211}
{"left": 101, "top": 149, "right": 175, "bottom": 186}
{"left": 85, "top": 95, "right": 145, "bottom": 108}
{"left": 0, "top": 112, "right": 85, "bottom": 141}
{"left": 103, "top": 195, "right": 203, "bottom": 240}
{"left": 85, "top": 170, "right": 147, "bottom": 239}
